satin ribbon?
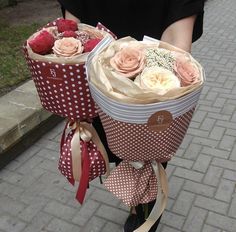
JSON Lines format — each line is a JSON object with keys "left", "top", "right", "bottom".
{"left": 133, "top": 161, "right": 168, "bottom": 232}
{"left": 63, "top": 120, "right": 110, "bottom": 204}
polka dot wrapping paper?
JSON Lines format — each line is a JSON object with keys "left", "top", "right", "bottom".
{"left": 58, "top": 122, "right": 107, "bottom": 203}
{"left": 22, "top": 20, "right": 116, "bottom": 121}
{"left": 86, "top": 36, "right": 205, "bottom": 208}
{"left": 22, "top": 51, "right": 97, "bottom": 121}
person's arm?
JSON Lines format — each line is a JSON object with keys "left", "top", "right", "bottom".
{"left": 65, "top": 10, "right": 80, "bottom": 23}
{"left": 161, "top": 15, "right": 196, "bottom": 52}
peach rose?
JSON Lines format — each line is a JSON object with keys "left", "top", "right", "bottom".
{"left": 134, "top": 67, "right": 181, "bottom": 95}
{"left": 173, "top": 52, "right": 200, "bottom": 86}
{"left": 53, "top": 38, "right": 84, "bottom": 57}
{"left": 110, "top": 46, "right": 145, "bottom": 79}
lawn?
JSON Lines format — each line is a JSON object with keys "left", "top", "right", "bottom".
{"left": 0, "top": 20, "right": 43, "bottom": 96}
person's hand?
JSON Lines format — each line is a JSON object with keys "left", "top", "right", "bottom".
{"left": 161, "top": 15, "right": 196, "bottom": 52}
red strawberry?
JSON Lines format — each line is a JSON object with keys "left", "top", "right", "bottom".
{"left": 84, "top": 38, "right": 102, "bottom": 53}
{"left": 56, "top": 18, "right": 78, "bottom": 33}
{"left": 62, "top": 30, "right": 78, "bottom": 38}
{"left": 28, "top": 30, "right": 55, "bottom": 55}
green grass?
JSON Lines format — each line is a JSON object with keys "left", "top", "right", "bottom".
{"left": 0, "top": 20, "right": 44, "bottom": 96}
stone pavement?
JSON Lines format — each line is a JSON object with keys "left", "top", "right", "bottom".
{"left": 0, "top": 0, "right": 236, "bottom": 231}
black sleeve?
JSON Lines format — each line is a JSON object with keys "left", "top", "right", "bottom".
{"left": 164, "top": 0, "right": 205, "bottom": 42}
{"left": 57, "top": 0, "right": 83, "bottom": 20}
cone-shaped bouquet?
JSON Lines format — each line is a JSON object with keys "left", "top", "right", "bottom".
{"left": 23, "top": 18, "right": 115, "bottom": 121}
{"left": 86, "top": 36, "right": 205, "bottom": 231}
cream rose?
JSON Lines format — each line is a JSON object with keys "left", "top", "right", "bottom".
{"left": 134, "top": 67, "right": 181, "bottom": 95}
{"left": 110, "top": 46, "right": 145, "bottom": 79}
{"left": 172, "top": 52, "right": 200, "bottom": 86}
{"left": 53, "top": 37, "right": 84, "bottom": 57}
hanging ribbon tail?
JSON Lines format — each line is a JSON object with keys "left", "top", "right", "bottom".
{"left": 134, "top": 162, "right": 169, "bottom": 232}
{"left": 80, "top": 122, "right": 110, "bottom": 178}
{"left": 76, "top": 141, "right": 90, "bottom": 204}
{"left": 67, "top": 177, "right": 75, "bottom": 186}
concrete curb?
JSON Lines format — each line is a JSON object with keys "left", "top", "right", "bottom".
{"left": 0, "top": 80, "right": 64, "bottom": 169}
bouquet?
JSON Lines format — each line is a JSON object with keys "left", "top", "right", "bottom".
{"left": 22, "top": 19, "right": 115, "bottom": 205}
{"left": 86, "top": 36, "right": 205, "bottom": 231}
{"left": 23, "top": 18, "right": 115, "bottom": 121}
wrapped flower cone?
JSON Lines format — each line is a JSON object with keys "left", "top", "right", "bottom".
{"left": 22, "top": 18, "right": 115, "bottom": 121}
{"left": 86, "top": 36, "right": 205, "bottom": 231}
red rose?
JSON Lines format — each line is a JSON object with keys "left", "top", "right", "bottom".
{"left": 62, "top": 30, "right": 78, "bottom": 38}
{"left": 84, "top": 38, "right": 102, "bottom": 53}
{"left": 56, "top": 18, "right": 78, "bottom": 33}
{"left": 28, "top": 30, "right": 55, "bottom": 55}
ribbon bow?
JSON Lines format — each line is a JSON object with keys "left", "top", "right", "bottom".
{"left": 60, "top": 120, "right": 110, "bottom": 204}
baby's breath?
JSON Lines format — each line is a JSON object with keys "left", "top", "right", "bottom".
{"left": 145, "top": 48, "right": 175, "bottom": 71}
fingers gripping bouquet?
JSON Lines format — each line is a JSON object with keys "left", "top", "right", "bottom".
{"left": 22, "top": 19, "right": 115, "bottom": 204}
{"left": 86, "top": 36, "right": 205, "bottom": 231}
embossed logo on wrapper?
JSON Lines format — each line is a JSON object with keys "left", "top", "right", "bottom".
{"left": 41, "top": 64, "right": 63, "bottom": 83}
{"left": 147, "top": 110, "right": 173, "bottom": 132}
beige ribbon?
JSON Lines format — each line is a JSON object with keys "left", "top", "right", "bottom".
{"left": 69, "top": 121, "right": 110, "bottom": 181}
{"left": 129, "top": 161, "right": 168, "bottom": 232}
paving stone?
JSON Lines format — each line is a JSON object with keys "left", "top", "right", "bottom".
{"left": 168, "top": 176, "right": 185, "bottom": 199}
{"left": 183, "top": 207, "right": 207, "bottom": 232}
{"left": 194, "top": 195, "right": 228, "bottom": 214}
{"left": 0, "top": 181, "right": 24, "bottom": 200}
{"left": 209, "top": 126, "right": 225, "bottom": 141}
{"left": 96, "top": 205, "right": 129, "bottom": 225}
{"left": 183, "top": 180, "right": 216, "bottom": 197}
{"left": 223, "top": 169, "right": 236, "bottom": 182}
{"left": 21, "top": 212, "right": 53, "bottom": 232}
{"left": 228, "top": 194, "right": 236, "bottom": 219}
{"left": 207, "top": 212, "right": 236, "bottom": 232}
{"left": 219, "top": 135, "right": 236, "bottom": 151}
{"left": 80, "top": 216, "right": 106, "bottom": 232}
{"left": 0, "top": 214, "right": 26, "bottom": 232}
{"left": 203, "top": 165, "right": 224, "bottom": 187}
{"left": 169, "top": 157, "right": 194, "bottom": 169}
{"left": 172, "top": 191, "right": 195, "bottom": 216}
{"left": 72, "top": 199, "right": 100, "bottom": 226}
{"left": 0, "top": 195, "right": 26, "bottom": 216}
{"left": 43, "top": 200, "right": 77, "bottom": 221}
{"left": 212, "top": 158, "right": 236, "bottom": 171}
{"left": 202, "top": 147, "right": 230, "bottom": 159}
{"left": 102, "top": 222, "right": 123, "bottom": 232}
{"left": 174, "top": 167, "right": 204, "bottom": 182}
{"left": 0, "top": 169, "right": 23, "bottom": 184}
{"left": 200, "top": 117, "right": 216, "bottom": 131}
{"left": 215, "top": 179, "right": 235, "bottom": 202}
{"left": 230, "top": 144, "right": 236, "bottom": 161}
{"left": 46, "top": 218, "right": 75, "bottom": 232}
{"left": 161, "top": 225, "right": 181, "bottom": 232}
{"left": 202, "top": 224, "right": 221, "bottom": 232}
{"left": 90, "top": 188, "right": 121, "bottom": 207}
{"left": 184, "top": 143, "right": 203, "bottom": 160}
{"left": 192, "top": 136, "right": 218, "bottom": 148}
{"left": 161, "top": 211, "right": 185, "bottom": 230}
{"left": 192, "top": 154, "right": 212, "bottom": 173}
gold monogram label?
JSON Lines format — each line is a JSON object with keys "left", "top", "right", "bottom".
{"left": 147, "top": 110, "right": 173, "bottom": 132}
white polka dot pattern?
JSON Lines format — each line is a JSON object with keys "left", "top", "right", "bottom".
{"left": 58, "top": 128, "right": 106, "bottom": 185}
{"left": 98, "top": 108, "right": 195, "bottom": 162}
{"left": 104, "top": 161, "right": 157, "bottom": 206}
{"left": 22, "top": 45, "right": 97, "bottom": 121}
